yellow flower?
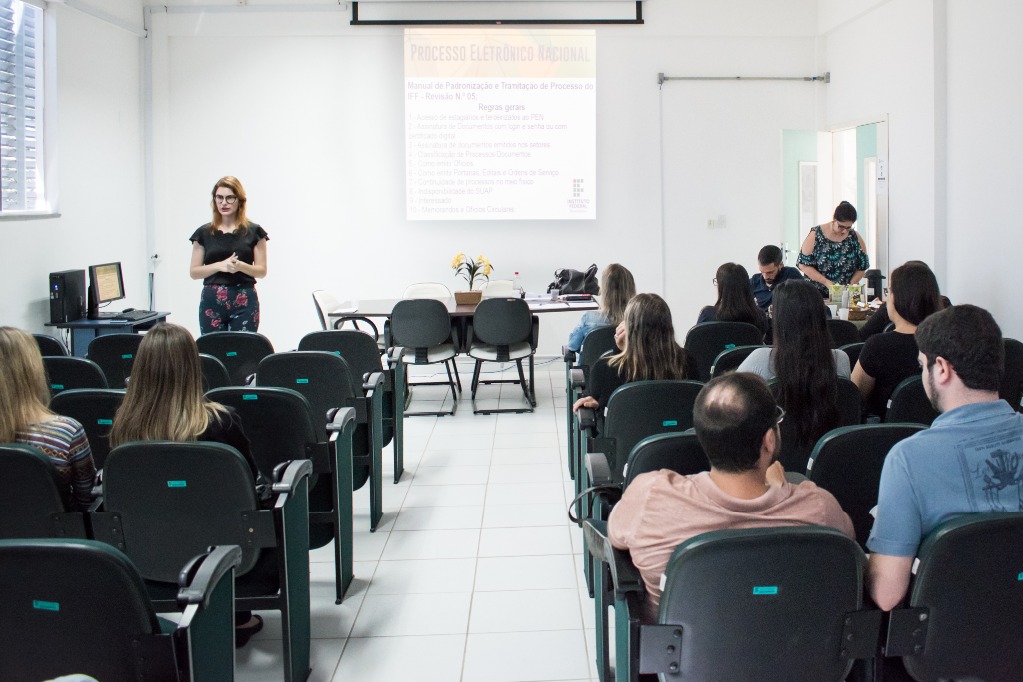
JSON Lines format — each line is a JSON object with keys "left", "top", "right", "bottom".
{"left": 483, "top": 263, "right": 492, "bottom": 275}
{"left": 450, "top": 253, "right": 465, "bottom": 269}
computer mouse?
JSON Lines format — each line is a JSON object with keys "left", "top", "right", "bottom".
{"left": 122, "top": 307, "right": 135, "bottom": 313}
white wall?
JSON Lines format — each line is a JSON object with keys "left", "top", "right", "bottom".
{"left": 146, "top": 1, "right": 820, "bottom": 352}
{"left": 0, "top": 5, "right": 147, "bottom": 335}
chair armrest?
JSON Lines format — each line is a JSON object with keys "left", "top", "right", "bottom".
{"left": 569, "top": 368, "right": 586, "bottom": 390}
{"left": 577, "top": 406, "right": 598, "bottom": 436}
{"left": 563, "top": 345, "right": 577, "bottom": 364}
{"left": 584, "top": 519, "right": 644, "bottom": 597}
{"left": 387, "top": 346, "right": 405, "bottom": 367}
{"left": 585, "top": 452, "right": 614, "bottom": 487}
{"left": 583, "top": 518, "right": 609, "bottom": 559}
{"left": 363, "top": 371, "right": 384, "bottom": 394}
{"left": 531, "top": 315, "right": 540, "bottom": 350}
{"left": 271, "top": 459, "right": 314, "bottom": 494}
{"left": 326, "top": 406, "right": 357, "bottom": 434}
{"left": 176, "top": 545, "right": 243, "bottom": 608}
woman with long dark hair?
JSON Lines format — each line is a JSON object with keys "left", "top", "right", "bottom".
{"left": 574, "top": 293, "right": 698, "bottom": 413}
{"left": 697, "top": 263, "right": 768, "bottom": 336}
{"left": 738, "top": 279, "right": 850, "bottom": 467}
{"left": 852, "top": 261, "right": 942, "bottom": 417}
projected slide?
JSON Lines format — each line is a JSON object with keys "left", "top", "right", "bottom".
{"left": 405, "top": 28, "right": 596, "bottom": 221}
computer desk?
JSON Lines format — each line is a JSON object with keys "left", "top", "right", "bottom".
{"left": 46, "top": 312, "right": 170, "bottom": 357}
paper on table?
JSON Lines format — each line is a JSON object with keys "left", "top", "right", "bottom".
{"left": 565, "top": 301, "right": 595, "bottom": 308}
{"left": 329, "top": 307, "right": 358, "bottom": 315}
{"left": 532, "top": 302, "right": 569, "bottom": 309}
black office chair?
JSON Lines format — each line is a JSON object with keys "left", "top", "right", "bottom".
{"left": 0, "top": 444, "right": 89, "bottom": 538}
{"left": 50, "top": 388, "right": 125, "bottom": 472}
{"left": 0, "top": 538, "right": 241, "bottom": 682}
{"left": 885, "top": 513, "right": 1023, "bottom": 682}
{"left": 86, "top": 333, "right": 143, "bottom": 389}
{"left": 387, "top": 298, "right": 460, "bottom": 416}
{"left": 584, "top": 524, "right": 879, "bottom": 682}
{"left": 92, "top": 441, "right": 313, "bottom": 682}
{"left": 886, "top": 376, "right": 939, "bottom": 425}
{"left": 208, "top": 386, "right": 359, "bottom": 603}
{"left": 564, "top": 325, "right": 616, "bottom": 491}
{"left": 826, "top": 318, "right": 860, "bottom": 348}
{"left": 466, "top": 297, "right": 538, "bottom": 414}
{"left": 683, "top": 321, "right": 765, "bottom": 381}
{"left": 298, "top": 330, "right": 406, "bottom": 483}
{"left": 195, "top": 331, "right": 275, "bottom": 386}
{"left": 257, "top": 350, "right": 386, "bottom": 532}
{"left": 709, "top": 344, "right": 768, "bottom": 378}
{"left": 199, "top": 353, "right": 232, "bottom": 392}
{"left": 42, "top": 355, "right": 108, "bottom": 396}
{"left": 840, "top": 341, "right": 865, "bottom": 370}
{"left": 587, "top": 431, "right": 710, "bottom": 682}
{"left": 33, "top": 333, "right": 69, "bottom": 356}
{"left": 806, "top": 423, "right": 925, "bottom": 548}
{"left": 1000, "top": 337, "right": 1023, "bottom": 411}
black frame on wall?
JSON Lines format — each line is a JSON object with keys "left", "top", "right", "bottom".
{"left": 350, "top": 1, "right": 644, "bottom": 26}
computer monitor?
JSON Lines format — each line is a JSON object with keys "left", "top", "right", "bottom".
{"left": 87, "top": 261, "right": 125, "bottom": 319}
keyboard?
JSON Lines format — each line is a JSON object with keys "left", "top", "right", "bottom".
{"left": 111, "top": 309, "right": 156, "bottom": 321}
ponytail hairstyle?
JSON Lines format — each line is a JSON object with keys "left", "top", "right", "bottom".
{"left": 771, "top": 280, "right": 839, "bottom": 444}
{"left": 598, "top": 263, "right": 637, "bottom": 327}
{"left": 833, "top": 201, "right": 857, "bottom": 224}
{"left": 609, "top": 293, "right": 693, "bottom": 382}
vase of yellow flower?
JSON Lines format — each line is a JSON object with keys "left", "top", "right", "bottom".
{"left": 451, "top": 252, "right": 492, "bottom": 304}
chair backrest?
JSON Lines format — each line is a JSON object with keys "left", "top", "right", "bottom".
{"left": 601, "top": 380, "right": 705, "bottom": 479}
{"left": 34, "top": 333, "right": 68, "bottom": 356}
{"left": 886, "top": 375, "right": 939, "bottom": 425}
{"left": 199, "top": 353, "right": 232, "bottom": 392}
{"left": 0, "top": 444, "right": 80, "bottom": 538}
{"left": 42, "top": 356, "right": 108, "bottom": 396}
{"left": 622, "top": 432, "right": 709, "bottom": 488}
{"left": 659, "top": 526, "right": 865, "bottom": 681}
{"left": 195, "top": 331, "right": 274, "bottom": 386}
{"left": 0, "top": 538, "right": 168, "bottom": 682}
{"left": 298, "top": 330, "right": 384, "bottom": 383}
{"left": 683, "top": 322, "right": 765, "bottom": 381}
{"left": 312, "top": 289, "right": 344, "bottom": 330}
{"left": 480, "top": 279, "right": 515, "bottom": 298}
{"left": 826, "top": 318, "right": 860, "bottom": 348}
{"left": 577, "top": 325, "right": 617, "bottom": 371}
{"left": 402, "top": 282, "right": 452, "bottom": 300}
{"left": 839, "top": 342, "right": 865, "bottom": 370}
{"left": 1000, "top": 338, "right": 1023, "bottom": 411}
{"left": 389, "top": 298, "right": 453, "bottom": 350}
{"left": 207, "top": 386, "right": 321, "bottom": 481}
{"left": 49, "top": 388, "right": 125, "bottom": 471}
{"left": 894, "top": 513, "right": 1023, "bottom": 682}
{"left": 806, "top": 423, "right": 925, "bottom": 547}
{"left": 86, "top": 333, "right": 143, "bottom": 389}
{"left": 471, "top": 297, "right": 532, "bottom": 347}
{"left": 102, "top": 441, "right": 262, "bottom": 580}
{"left": 710, "top": 344, "right": 767, "bottom": 379}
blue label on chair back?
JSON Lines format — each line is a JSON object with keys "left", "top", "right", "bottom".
{"left": 51, "top": 384, "right": 63, "bottom": 390}
{"left": 332, "top": 351, "right": 341, "bottom": 355}
{"left": 663, "top": 420, "right": 678, "bottom": 427}
{"left": 97, "top": 419, "right": 113, "bottom": 426}
{"left": 752, "top": 586, "right": 778, "bottom": 595}
{"left": 1018, "top": 571, "right": 1023, "bottom": 581}
{"left": 725, "top": 344, "right": 736, "bottom": 350}
{"left": 167, "top": 480, "right": 187, "bottom": 488}
{"left": 226, "top": 351, "right": 238, "bottom": 357}
{"left": 33, "top": 600, "right": 59, "bottom": 611}
{"left": 121, "top": 354, "right": 133, "bottom": 359}
{"left": 242, "top": 394, "right": 258, "bottom": 400}
{"left": 296, "top": 378, "right": 309, "bottom": 384}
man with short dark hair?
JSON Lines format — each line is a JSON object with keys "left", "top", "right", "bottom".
{"left": 750, "top": 244, "right": 804, "bottom": 311}
{"left": 608, "top": 372, "right": 853, "bottom": 622}
{"left": 867, "top": 304, "right": 1023, "bottom": 611}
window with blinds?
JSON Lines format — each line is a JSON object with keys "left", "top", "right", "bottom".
{"left": 0, "top": 0, "right": 43, "bottom": 212}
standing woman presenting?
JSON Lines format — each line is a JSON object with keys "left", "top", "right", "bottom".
{"left": 797, "top": 201, "right": 869, "bottom": 297}
{"left": 189, "top": 176, "right": 268, "bottom": 333}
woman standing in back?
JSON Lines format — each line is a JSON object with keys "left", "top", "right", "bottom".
{"left": 798, "top": 201, "right": 870, "bottom": 297}
{"left": 566, "top": 263, "right": 636, "bottom": 352}
{"left": 0, "top": 327, "right": 96, "bottom": 510}
{"left": 190, "top": 176, "right": 269, "bottom": 334}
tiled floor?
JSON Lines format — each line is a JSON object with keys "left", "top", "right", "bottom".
{"left": 237, "top": 358, "right": 600, "bottom": 681}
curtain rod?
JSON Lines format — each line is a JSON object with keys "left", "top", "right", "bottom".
{"left": 658, "top": 72, "right": 830, "bottom": 87}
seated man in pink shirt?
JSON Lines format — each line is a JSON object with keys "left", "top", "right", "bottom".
{"left": 608, "top": 372, "right": 855, "bottom": 623}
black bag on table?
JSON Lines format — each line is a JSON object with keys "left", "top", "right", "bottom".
{"left": 548, "top": 264, "right": 600, "bottom": 295}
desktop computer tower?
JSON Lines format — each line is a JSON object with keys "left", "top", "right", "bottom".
{"left": 49, "top": 269, "right": 86, "bottom": 324}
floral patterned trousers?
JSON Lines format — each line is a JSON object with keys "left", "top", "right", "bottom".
{"left": 199, "top": 285, "right": 260, "bottom": 334}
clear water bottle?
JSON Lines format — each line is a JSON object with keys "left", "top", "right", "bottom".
{"left": 512, "top": 271, "right": 523, "bottom": 297}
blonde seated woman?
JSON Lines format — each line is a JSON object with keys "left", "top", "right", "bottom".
{"left": 566, "top": 263, "right": 636, "bottom": 352}
{"left": 109, "top": 322, "right": 265, "bottom": 647}
{"left": 0, "top": 327, "right": 96, "bottom": 510}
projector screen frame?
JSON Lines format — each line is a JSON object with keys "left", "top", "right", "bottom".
{"left": 351, "top": 1, "right": 643, "bottom": 26}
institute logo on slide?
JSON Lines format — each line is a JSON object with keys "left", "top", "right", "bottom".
{"left": 568, "top": 178, "right": 590, "bottom": 214}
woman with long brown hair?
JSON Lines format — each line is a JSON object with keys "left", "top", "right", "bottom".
{"left": 697, "top": 262, "right": 768, "bottom": 336}
{"left": 189, "top": 176, "right": 269, "bottom": 333}
{"left": 573, "top": 293, "right": 698, "bottom": 413}
{"left": 0, "top": 327, "right": 96, "bottom": 510}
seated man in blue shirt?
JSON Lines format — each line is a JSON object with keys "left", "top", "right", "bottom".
{"left": 867, "top": 304, "right": 1023, "bottom": 611}
{"left": 750, "top": 245, "right": 803, "bottom": 311}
